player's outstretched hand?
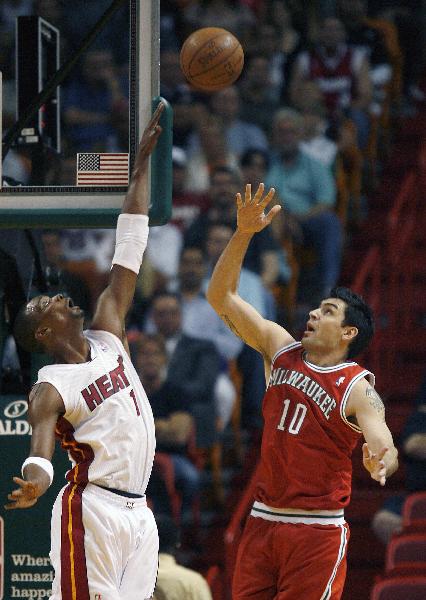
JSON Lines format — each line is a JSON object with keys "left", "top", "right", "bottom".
{"left": 132, "top": 102, "right": 164, "bottom": 176}
{"left": 362, "top": 443, "right": 388, "bottom": 486}
{"left": 4, "top": 477, "right": 40, "bottom": 510}
{"left": 236, "top": 183, "right": 281, "bottom": 234}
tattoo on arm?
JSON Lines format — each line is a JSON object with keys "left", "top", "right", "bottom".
{"left": 221, "top": 313, "right": 267, "bottom": 359}
{"left": 222, "top": 314, "right": 244, "bottom": 341}
{"left": 366, "top": 386, "right": 385, "bottom": 421}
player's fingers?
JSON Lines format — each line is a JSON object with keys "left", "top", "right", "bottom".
{"left": 377, "top": 447, "right": 388, "bottom": 460}
{"left": 150, "top": 102, "right": 165, "bottom": 124}
{"left": 253, "top": 183, "right": 265, "bottom": 204}
{"left": 362, "top": 443, "right": 369, "bottom": 457}
{"left": 13, "top": 477, "right": 29, "bottom": 488}
{"left": 260, "top": 187, "right": 276, "bottom": 208}
{"left": 245, "top": 184, "right": 252, "bottom": 204}
{"left": 265, "top": 204, "right": 281, "bottom": 225}
{"left": 236, "top": 193, "right": 243, "bottom": 209}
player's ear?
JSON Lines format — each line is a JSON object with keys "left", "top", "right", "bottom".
{"left": 342, "top": 326, "right": 358, "bottom": 342}
{"left": 35, "top": 326, "right": 51, "bottom": 342}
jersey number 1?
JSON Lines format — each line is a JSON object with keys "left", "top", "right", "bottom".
{"left": 277, "top": 399, "right": 307, "bottom": 434}
{"left": 130, "top": 389, "right": 140, "bottom": 416}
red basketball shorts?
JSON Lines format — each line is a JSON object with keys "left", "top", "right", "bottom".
{"left": 233, "top": 515, "right": 350, "bottom": 600}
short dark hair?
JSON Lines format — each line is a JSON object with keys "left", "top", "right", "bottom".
{"left": 240, "top": 148, "right": 270, "bottom": 171}
{"left": 150, "top": 291, "right": 181, "bottom": 309}
{"left": 13, "top": 304, "right": 44, "bottom": 353}
{"left": 330, "top": 286, "right": 374, "bottom": 359}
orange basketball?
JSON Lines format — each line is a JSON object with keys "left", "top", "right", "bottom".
{"left": 180, "top": 27, "right": 244, "bottom": 92}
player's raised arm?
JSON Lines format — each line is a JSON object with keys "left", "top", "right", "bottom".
{"left": 5, "top": 384, "right": 65, "bottom": 510}
{"left": 91, "top": 103, "right": 164, "bottom": 342}
{"left": 206, "top": 183, "right": 294, "bottom": 362}
{"left": 346, "top": 378, "right": 398, "bottom": 486}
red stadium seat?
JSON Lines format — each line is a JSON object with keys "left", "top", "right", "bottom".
{"left": 402, "top": 492, "right": 426, "bottom": 527}
{"left": 370, "top": 576, "right": 426, "bottom": 600}
{"left": 386, "top": 533, "right": 426, "bottom": 570}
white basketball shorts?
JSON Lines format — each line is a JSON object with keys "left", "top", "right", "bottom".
{"left": 50, "top": 483, "right": 158, "bottom": 600}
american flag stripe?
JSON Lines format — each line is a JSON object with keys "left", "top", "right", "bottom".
{"left": 76, "top": 153, "right": 129, "bottom": 186}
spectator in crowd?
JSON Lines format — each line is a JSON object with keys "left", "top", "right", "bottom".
{"left": 154, "top": 514, "right": 213, "bottom": 600}
{"left": 290, "top": 16, "right": 372, "bottom": 149}
{"left": 136, "top": 334, "right": 201, "bottom": 520}
{"left": 184, "top": 109, "right": 239, "bottom": 193}
{"left": 238, "top": 55, "right": 281, "bottom": 135}
{"left": 185, "top": 167, "right": 281, "bottom": 287}
{"left": 294, "top": 81, "right": 339, "bottom": 168}
{"left": 206, "top": 85, "right": 269, "bottom": 159}
{"left": 170, "top": 147, "right": 210, "bottom": 232}
{"left": 40, "top": 230, "right": 93, "bottom": 319}
{"left": 266, "top": 108, "right": 342, "bottom": 305}
{"left": 183, "top": 0, "right": 255, "bottom": 42}
{"left": 244, "top": 19, "right": 292, "bottom": 104}
{"left": 203, "top": 222, "right": 275, "bottom": 430}
{"left": 337, "top": 0, "right": 401, "bottom": 114}
{"left": 372, "top": 379, "right": 426, "bottom": 544}
{"left": 62, "top": 0, "right": 129, "bottom": 66}
{"left": 169, "top": 247, "right": 238, "bottom": 432}
{"left": 62, "top": 48, "right": 128, "bottom": 151}
{"left": 160, "top": 48, "right": 191, "bottom": 104}
{"left": 149, "top": 292, "right": 222, "bottom": 447}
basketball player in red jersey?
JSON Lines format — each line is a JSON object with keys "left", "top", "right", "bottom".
{"left": 5, "top": 104, "right": 164, "bottom": 600}
{"left": 207, "top": 183, "right": 398, "bottom": 600}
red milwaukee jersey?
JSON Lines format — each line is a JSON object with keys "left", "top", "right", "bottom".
{"left": 255, "top": 341, "right": 374, "bottom": 510}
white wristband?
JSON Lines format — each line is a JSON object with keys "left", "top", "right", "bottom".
{"left": 21, "top": 457, "right": 54, "bottom": 486}
{"left": 112, "top": 213, "right": 149, "bottom": 275}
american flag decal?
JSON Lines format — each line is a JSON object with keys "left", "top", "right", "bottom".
{"left": 76, "top": 153, "right": 129, "bottom": 186}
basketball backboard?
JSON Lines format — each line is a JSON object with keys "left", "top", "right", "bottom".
{"left": 0, "top": 0, "right": 172, "bottom": 227}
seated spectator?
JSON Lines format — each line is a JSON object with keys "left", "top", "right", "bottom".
{"left": 149, "top": 292, "right": 222, "bottom": 447}
{"left": 62, "top": 48, "right": 128, "bottom": 152}
{"left": 184, "top": 166, "right": 281, "bottom": 288}
{"left": 337, "top": 0, "right": 401, "bottom": 114}
{"left": 266, "top": 108, "right": 342, "bottom": 305}
{"left": 238, "top": 54, "right": 281, "bottom": 135}
{"left": 183, "top": 0, "right": 255, "bottom": 42}
{"left": 372, "top": 380, "right": 426, "bottom": 544}
{"left": 294, "top": 81, "right": 339, "bottom": 168}
{"left": 202, "top": 222, "right": 274, "bottom": 430}
{"left": 184, "top": 109, "right": 239, "bottom": 193}
{"left": 290, "top": 16, "right": 372, "bottom": 149}
{"left": 170, "top": 147, "right": 211, "bottom": 232}
{"left": 145, "top": 222, "right": 183, "bottom": 291}
{"left": 154, "top": 514, "right": 213, "bottom": 600}
{"left": 41, "top": 230, "right": 93, "bottom": 319}
{"left": 136, "top": 334, "right": 201, "bottom": 520}
{"left": 171, "top": 246, "right": 239, "bottom": 431}
{"left": 186, "top": 86, "right": 268, "bottom": 166}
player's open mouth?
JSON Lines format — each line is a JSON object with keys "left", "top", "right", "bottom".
{"left": 304, "top": 322, "right": 315, "bottom": 335}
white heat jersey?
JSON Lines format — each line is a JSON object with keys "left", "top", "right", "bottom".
{"left": 36, "top": 329, "right": 155, "bottom": 495}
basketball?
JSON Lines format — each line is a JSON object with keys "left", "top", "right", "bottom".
{"left": 180, "top": 27, "right": 244, "bottom": 92}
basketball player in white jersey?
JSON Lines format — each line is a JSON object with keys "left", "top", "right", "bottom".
{"left": 5, "top": 103, "right": 165, "bottom": 600}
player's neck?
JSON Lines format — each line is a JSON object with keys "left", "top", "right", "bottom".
{"left": 53, "top": 334, "right": 91, "bottom": 364}
{"left": 304, "top": 348, "right": 348, "bottom": 368}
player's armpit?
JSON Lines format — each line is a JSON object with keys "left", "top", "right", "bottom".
{"left": 217, "top": 293, "right": 294, "bottom": 362}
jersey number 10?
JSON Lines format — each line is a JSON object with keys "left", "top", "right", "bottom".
{"left": 277, "top": 399, "right": 307, "bottom": 435}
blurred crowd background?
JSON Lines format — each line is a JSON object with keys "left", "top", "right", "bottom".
{"left": 1, "top": 0, "right": 426, "bottom": 578}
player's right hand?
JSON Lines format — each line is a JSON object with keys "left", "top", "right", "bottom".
{"left": 236, "top": 183, "right": 281, "bottom": 234}
{"left": 4, "top": 477, "right": 40, "bottom": 510}
{"left": 362, "top": 443, "right": 388, "bottom": 486}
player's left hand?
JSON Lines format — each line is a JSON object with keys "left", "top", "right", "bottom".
{"left": 237, "top": 183, "right": 281, "bottom": 234}
{"left": 362, "top": 443, "right": 388, "bottom": 486}
{"left": 4, "top": 477, "right": 40, "bottom": 510}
